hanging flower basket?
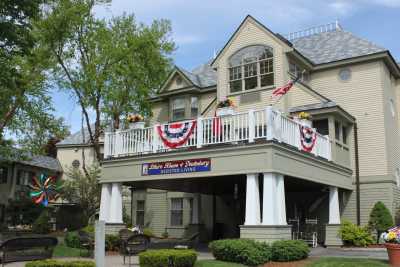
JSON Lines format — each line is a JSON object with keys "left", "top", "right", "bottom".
{"left": 216, "top": 98, "right": 235, "bottom": 116}
{"left": 383, "top": 227, "right": 400, "bottom": 266}
{"left": 294, "top": 112, "right": 312, "bottom": 127}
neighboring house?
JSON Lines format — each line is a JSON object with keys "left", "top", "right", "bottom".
{"left": 98, "top": 16, "right": 400, "bottom": 246}
{"left": 0, "top": 154, "right": 62, "bottom": 223}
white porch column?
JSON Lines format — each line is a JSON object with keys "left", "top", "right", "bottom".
{"left": 109, "top": 183, "right": 123, "bottom": 224}
{"left": 329, "top": 186, "right": 341, "bottom": 224}
{"left": 276, "top": 174, "right": 287, "bottom": 225}
{"left": 191, "top": 194, "right": 200, "bottom": 224}
{"left": 262, "top": 173, "right": 287, "bottom": 225}
{"left": 99, "top": 183, "right": 112, "bottom": 223}
{"left": 245, "top": 173, "right": 261, "bottom": 225}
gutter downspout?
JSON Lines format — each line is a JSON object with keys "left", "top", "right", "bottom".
{"left": 354, "top": 122, "right": 361, "bottom": 225}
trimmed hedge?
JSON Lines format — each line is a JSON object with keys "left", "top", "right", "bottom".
{"left": 139, "top": 249, "right": 197, "bottom": 267}
{"left": 209, "top": 239, "right": 271, "bottom": 266}
{"left": 25, "top": 260, "right": 95, "bottom": 267}
{"left": 271, "top": 240, "right": 310, "bottom": 262}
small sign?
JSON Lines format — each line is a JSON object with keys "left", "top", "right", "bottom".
{"left": 142, "top": 158, "right": 211, "bottom": 176}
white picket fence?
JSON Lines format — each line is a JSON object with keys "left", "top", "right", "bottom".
{"left": 104, "top": 107, "right": 331, "bottom": 160}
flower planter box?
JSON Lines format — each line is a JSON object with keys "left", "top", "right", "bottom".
{"left": 386, "top": 243, "right": 400, "bottom": 266}
{"left": 216, "top": 107, "right": 235, "bottom": 116}
{"left": 294, "top": 117, "right": 312, "bottom": 128}
{"left": 129, "top": 122, "right": 145, "bottom": 129}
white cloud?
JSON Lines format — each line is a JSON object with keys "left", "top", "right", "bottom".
{"left": 174, "top": 34, "right": 203, "bottom": 45}
{"left": 328, "top": 1, "right": 355, "bottom": 16}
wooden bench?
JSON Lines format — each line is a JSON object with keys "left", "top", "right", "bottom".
{"left": 0, "top": 237, "right": 58, "bottom": 266}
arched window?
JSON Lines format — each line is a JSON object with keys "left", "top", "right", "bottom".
{"left": 229, "top": 45, "right": 274, "bottom": 93}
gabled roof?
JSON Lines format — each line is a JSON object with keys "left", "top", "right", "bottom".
{"left": 159, "top": 62, "right": 217, "bottom": 93}
{"left": 211, "top": 15, "right": 293, "bottom": 67}
{"left": 291, "top": 30, "right": 386, "bottom": 65}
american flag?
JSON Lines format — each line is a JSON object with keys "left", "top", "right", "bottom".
{"left": 271, "top": 76, "right": 301, "bottom": 98}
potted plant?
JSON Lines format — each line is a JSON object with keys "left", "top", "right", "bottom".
{"left": 127, "top": 114, "right": 145, "bottom": 129}
{"left": 294, "top": 111, "right": 312, "bottom": 127}
{"left": 383, "top": 226, "right": 400, "bottom": 266}
{"left": 216, "top": 98, "right": 235, "bottom": 116}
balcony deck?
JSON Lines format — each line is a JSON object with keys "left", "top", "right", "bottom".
{"left": 104, "top": 107, "right": 333, "bottom": 162}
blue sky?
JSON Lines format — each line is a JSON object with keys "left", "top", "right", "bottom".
{"left": 52, "top": 0, "right": 400, "bottom": 134}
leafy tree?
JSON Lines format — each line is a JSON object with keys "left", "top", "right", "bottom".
{"left": 36, "top": 0, "right": 175, "bottom": 162}
{"left": 368, "top": 201, "right": 394, "bottom": 242}
{"left": 0, "top": 0, "right": 69, "bottom": 158}
{"left": 62, "top": 164, "right": 101, "bottom": 223}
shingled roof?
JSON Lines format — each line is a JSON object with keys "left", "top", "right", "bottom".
{"left": 177, "top": 61, "right": 217, "bottom": 88}
{"left": 291, "top": 29, "right": 386, "bottom": 65}
{"left": 57, "top": 125, "right": 94, "bottom": 146}
{"left": 20, "top": 155, "right": 63, "bottom": 172}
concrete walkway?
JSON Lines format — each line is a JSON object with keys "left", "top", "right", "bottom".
{"left": 4, "top": 247, "right": 389, "bottom": 266}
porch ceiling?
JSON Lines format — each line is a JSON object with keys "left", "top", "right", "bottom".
{"left": 101, "top": 141, "right": 353, "bottom": 190}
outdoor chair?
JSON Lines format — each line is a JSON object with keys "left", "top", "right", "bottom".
{"left": 301, "top": 218, "right": 318, "bottom": 248}
{"left": 78, "top": 230, "right": 94, "bottom": 257}
{"left": 149, "top": 232, "right": 200, "bottom": 249}
{"left": 0, "top": 236, "right": 58, "bottom": 267}
{"left": 120, "top": 234, "right": 149, "bottom": 266}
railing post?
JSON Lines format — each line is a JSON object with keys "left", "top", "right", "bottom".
{"left": 115, "top": 130, "right": 121, "bottom": 156}
{"left": 275, "top": 110, "right": 282, "bottom": 142}
{"left": 153, "top": 125, "right": 159, "bottom": 153}
{"left": 326, "top": 135, "right": 332, "bottom": 161}
{"left": 104, "top": 132, "right": 110, "bottom": 158}
{"left": 248, "top": 109, "right": 255, "bottom": 143}
{"left": 266, "top": 106, "right": 274, "bottom": 140}
{"left": 196, "top": 117, "right": 203, "bottom": 148}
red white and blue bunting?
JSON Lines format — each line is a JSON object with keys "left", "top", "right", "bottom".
{"left": 157, "top": 121, "right": 197, "bottom": 149}
{"left": 299, "top": 125, "right": 317, "bottom": 152}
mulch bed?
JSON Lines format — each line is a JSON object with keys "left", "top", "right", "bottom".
{"left": 263, "top": 258, "right": 315, "bottom": 267}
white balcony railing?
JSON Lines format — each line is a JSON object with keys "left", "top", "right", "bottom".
{"left": 104, "top": 107, "right": 332, "bottom": 161}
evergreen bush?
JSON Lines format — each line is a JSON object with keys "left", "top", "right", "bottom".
{"left": 139, "top": 249, "right": 197, "bottom": 267}
{"left": 369, "top": 201, "right": 394, "bottom": 242}
{"left": 271, "top": 240, "right": 310, "bottom": 262}
{"left": 209, "top": 239, "right": 271, "bottom": 266}
{"left": 64, "top": 231, "right": 81, "bottom": 248}
{"left": 32, "top": 210, "right": 51, "bottom": 234}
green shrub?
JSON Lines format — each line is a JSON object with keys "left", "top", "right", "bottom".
{"left": 105, "top": 234, "right": 120, "bottom": 251}
{"left": 32, "top": 210, "right": 51, "bottom": 234}
{"left": 64, "top": 231, "right": 81, "bottom": 248}
{"left": 82, "top": 225, "right": 94, "bottom": 234}
{"left": 271, "top": 240, "right": 310, "bottom": 262}
{"left": 25, "top": 259, "right": 95, "bottom": 267}
{"left": 209, "top": 239, "right": 271, "bottom": 266}
{"left": 369, "top": 201, "right": 394, "bottom": 242}
{"left": 339, "top": 220, "right": 374, "bottom": 247}
{"left": 139, "top": 249, "right": 197, "bottom": 267}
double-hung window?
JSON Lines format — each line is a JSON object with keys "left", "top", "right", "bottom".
{"left": 171, "top": 98, "right": 186, "bottom": 121}
{"left": 0, "top": 167, "right": 7, "bottom": 184}
{"left": 229, "top": 45, "right": 274, "bottom": 93}
{"left": 170, "top": 198, "right": 183, "bottom": 226}
{"left": 136, "top": 200, "right": 145, "bottom": 226}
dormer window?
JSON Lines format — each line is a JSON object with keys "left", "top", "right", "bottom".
{"left": 229, "top": 45, "right": 274, "bottom": 93}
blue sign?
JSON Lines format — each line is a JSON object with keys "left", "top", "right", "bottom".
{"left": 142, "top": 158, "right": 211, "bottom": 176}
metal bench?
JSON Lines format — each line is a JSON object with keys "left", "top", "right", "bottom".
{"left": 0, "top": 236, "right": 58, "bottom": 266}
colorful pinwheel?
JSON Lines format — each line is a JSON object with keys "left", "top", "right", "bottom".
{"left": 29, "top": 174, "right": 62, "bottom": 207}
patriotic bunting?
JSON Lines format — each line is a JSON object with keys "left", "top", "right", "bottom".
{"left": 299, "top": 125, "right": 317, "bottom": 152}
{"left": 157, "top": 121, "right": 197, "bottom": 149}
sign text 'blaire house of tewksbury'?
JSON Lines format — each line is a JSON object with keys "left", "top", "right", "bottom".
{"left": 142, "top": 158, "right": 211, "bottom": 176}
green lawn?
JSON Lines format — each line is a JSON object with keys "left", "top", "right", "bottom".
{"left": 53, "top": 244, "right": 90, "bottom": 258}
{"left": 195, "top": 260, "right": 246, "bottom": 267}
{"left": 307, "top": 257, "right": 389, "bottom": 267}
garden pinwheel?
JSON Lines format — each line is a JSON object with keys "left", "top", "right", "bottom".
{"left": 29, "top": 174, "right": 62, "bottom": 207}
